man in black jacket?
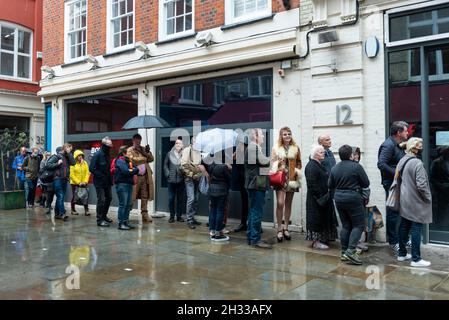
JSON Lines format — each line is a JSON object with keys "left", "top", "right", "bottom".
{"left": 89, "top": 137, "right": 113, "bottom": 227}
{"left": 329, "top": 145, "right": 370, "bottom": 265}
{"left": 46, "top": 144, "right": 75, "bottom": 220}
{"left": 377, "top": 121, "right": 408, "bottom": 254}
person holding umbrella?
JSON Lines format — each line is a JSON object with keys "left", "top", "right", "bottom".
{"left": 127, "top": 133, "right": 155, "bottom": 223}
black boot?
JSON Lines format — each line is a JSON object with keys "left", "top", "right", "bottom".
{"left": 234, "top": 223, "right": 247, "bottom": 232}
{"left": 118, "top": 223, "right": 131, "bottom": 230}
{"left": 124, "top": 221, "right": 136, "bottom": 229}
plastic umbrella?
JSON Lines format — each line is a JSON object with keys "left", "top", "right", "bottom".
{"left": 193, "top": 128, "right": 238, "bottom": 154}
{"left": 122, "top": 114, "right": 170, "bottom": 146}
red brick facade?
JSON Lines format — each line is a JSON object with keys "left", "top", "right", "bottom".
{"left": 43, "top": 0, "right": 299, "bottom": 67}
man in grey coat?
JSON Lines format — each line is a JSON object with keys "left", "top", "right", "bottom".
{"left": 396, "top": 137, "right": 432, "bottom": 267}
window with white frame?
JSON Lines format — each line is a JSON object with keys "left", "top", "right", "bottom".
{"left": 180, "top": 84, "right": 202, "bottom": 105}
{"left": 108, "top": 0, "right": 134, "bottom": 51}
{"left": 65, "top": 0, "right": 87, "bottom": 62}
{"left": 159, "top": 0, "right": 194, "bottom": 40}
{"left": 0, "top": 22, "right": 32, "bottom": 80}
{"left": 225, "top": 0, "right": 271, "bottom": 25}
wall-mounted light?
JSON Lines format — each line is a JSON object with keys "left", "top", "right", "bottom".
{"left": 84, "top": 54, "right": 99, "bottom": 70}
{"left": 135, "top": 41, "right": 150, "bottom": 59}
{"left": 41, "top": 65, "right": 55, "bottom": 79}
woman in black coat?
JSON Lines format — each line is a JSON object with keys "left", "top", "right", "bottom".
{"left": 305, "top": 145, "right": 338, "bottom": 250}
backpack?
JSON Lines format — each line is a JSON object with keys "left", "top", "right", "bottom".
{"left": 110, "top": 158, "right": 117, "bottom": 185}
{"left": 39, "top": 156, "right": 58, "bottom": 183}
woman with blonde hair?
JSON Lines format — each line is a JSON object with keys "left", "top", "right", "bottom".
{"left": 270, "top": 127, "right": 302, "bottom": 242}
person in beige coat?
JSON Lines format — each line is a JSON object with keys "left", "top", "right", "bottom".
{"left": 396, "top": 137, "right": 432, "bottom": 267}
{"left": 127, "top": 133, "right": 154, "bottom": 223}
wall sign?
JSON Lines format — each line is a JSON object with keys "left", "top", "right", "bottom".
{"left": 436, "top": 131, "right": 449, "bottom": 146}
{"left": 364, "top": 36, "right": 379, "bottom": 58}
{"left": 336, "top": 104, "right": 353, "bottom": 125}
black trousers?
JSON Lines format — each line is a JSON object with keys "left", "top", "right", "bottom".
{"left": 334, "top": 192, "right": 365, "bottom": 251}
{"left": 95, "top": 185, "right": 112, "bottom": 223}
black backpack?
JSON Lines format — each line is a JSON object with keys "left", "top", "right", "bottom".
{"left": 39, "top": 155, "right": 59, "bottom": 183}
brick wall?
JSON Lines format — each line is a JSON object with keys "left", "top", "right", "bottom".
{"left": 43, "top": 0, "right": 301, "bottom": 67}
{"left": 42, "top": 0, "right": 64, "bottom": 67}
{"left": 88, "top": 0, "right": 106, "bottom": 56}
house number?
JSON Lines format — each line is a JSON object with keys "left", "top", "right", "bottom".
{"left": 336, "top": 105, "right": 353, "bottom": 125}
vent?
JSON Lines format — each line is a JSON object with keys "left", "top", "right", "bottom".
{"left": 318, "top": 30, "right": 339, "bottom": 44}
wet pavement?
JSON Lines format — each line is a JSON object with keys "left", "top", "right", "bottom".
{"left": 1, "top": 207, "right": 449, "bottom": 300}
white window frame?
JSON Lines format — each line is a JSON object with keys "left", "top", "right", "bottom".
{"left": 385, "top": 0, "right": 449, "bottom": 48}
{"left": 158, "top": 0, "right": 195, "bottom": 42}
{"left": 179, "top": 84, "right": 202, "bottom": 105}
{"left": 225, "top": 0, "right": 272, "bottom": 25}
{"left": 106, "top": 0, "right": 135, "bottom": 53}
{"left": 0, "top": 21, "right": 33, "bottom": 81}
{"left": 64, "top": 0, "right": 88, "bottom": 63}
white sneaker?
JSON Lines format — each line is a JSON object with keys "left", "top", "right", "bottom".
{"left": 397, "top": 253, "right": 412, "bottom": 262}
{"left": 313, "top": 242, "right": 329, "bottom": 250}
{"left": 411, "top": 259, "right": 431, "bottom": 267}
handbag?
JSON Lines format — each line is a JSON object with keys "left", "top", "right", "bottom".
{"left": 199, "top": 175, "right": 209, "bottom": 195}
{"left": 269, "top": 171, "right": 286, "bottom": 188}
{"left": 386, "top": 157, "right": 415, "bottom": 211}
{"left": 74, "top": 186, "right": 89, "bottom": 206}
{"left": 365, "top": 206, "right": 384, "bottom": 232}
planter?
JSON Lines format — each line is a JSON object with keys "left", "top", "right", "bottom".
{"left": 0, "top": 191, "right": 26, "bottom": 210}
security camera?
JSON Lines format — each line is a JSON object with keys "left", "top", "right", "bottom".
{"left": 135, "top": 41, "right": 150, "bottom": 59}
{"left": 41, "top": 65, "right": 55, "bottom": 79}
{"left": 84, "top": 54, "right": 98, "bottom": 64}
{"left": 142, "top": 88, "right": 149, "bottom": 96}
{"left": 195, "top": 31, "right": 214, "bottom": 47}
{"left": 278, "top": 68, "right": 285, "bottom": 77}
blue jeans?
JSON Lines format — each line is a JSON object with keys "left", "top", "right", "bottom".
{"left": 116, "top": 183, "right": 133, "bottom": 224}
{"left": 53, "top": 178, "right": 68, "bottom": 216}
{"left": 384, "top": 183, "right": 400, "bottom": 245}
{"left": 247, "top": 190, "right": 266, "bottom": 245}
{"left": 185, "top": 178, "right": 199, "bottom": 222}
{"left": 26, "top": 178, "right": 37, "bottom": 205}
{"left": 168, "top": 182, "right": 185, "bottom": 219}
{"left": 209, "top": 195, "right": 227, "bottom": 233}
{"left": 398, "top": 217, "right": 423, "bottom": 262}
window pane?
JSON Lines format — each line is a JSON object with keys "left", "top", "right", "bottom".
{"left": 249, "top": 77, "right": 259, "bottom": 95}
{"left": 114, "top": 19, "right": 120, "bottom": 33}
{"left": 114, "top": 33, "right": 119, "bottom": 47}
{"left": 410, "top": 49, "right": 420, "bottom": 77}
{"left": 438, "top": 7, "right": 449, "bottom": 19}
{"left": 76, "top": 44, "right": 82, "bottom": 58}
{"left": 127, "top": 0, "right": 133, "bottom": 12}
{"left": 121, "top": 31, "right": 127, "bottom": 46}
{"left": 438, "top": 22, "right": 449, "bottom": 34}
{"left": 167, "top": 19, "right": 174, "bottom": 35}
{"left": 71, "top": 45, "right": 75, "bottom": 59}
{"left": 185, "top": 14, "right": 192, "bottom": 30}
{"left": 75, "top": 14, "right": 80, "bottom": 29}
{"left": 81, "top": 0, "right": 86, "bottom": 13}
{"left": 246, "top": 0, "right": 256, "bottom": 14}
{"left": 167, "top": 1, "right": 175, "bottom": 18}
{"left": 261, "top": 76, "right": 271, "bottom": 95}
{"left": 176, "top": 16, "right": 184, "bottom": 33}
{"left": 112, "top": 2, "right": 118, "bottom": 17}
{"left": 18, "top": 56, "right": 30, "bottom": 78}
{"left": 443, "top": 49, "right": 449, "bottom": 74}
{"left": 257, "top": 0, "right": 268, "bottom": 11}
{"left": 128, "top": 15, "right": 133, "bottom": 28}
{"left": 0, "top": 52, "right": 14, "bottom": 76}
{"left": 121, "top": 16, "right": 127, "bottom": 31}
{"left": 195, "top": 85, "right": 201, "bottom": 101}
{"left": 128, "top": 30, "right": 133, "bottom": 43}
{"left": 408, "top": 11, "right": 432, "bottom": 23}
{"left": 1, "top": 27, "right": 15, "bottom": 51}
{"left": 176, "top": 0, "right": 185, "bottom": 16}
{"left": 409, "top": 25, "right": 433, "bottom": 38}
{"left": 234, "top": 0, "right": 245, "bottom": 18}
{"left": 429, "top": 50, "right": 437, "bottom": 75}
{"left": 18, "top": 31, "right": 31, "bottom": 54}
{"left": 120, "top": 0, "right": 126, "bottom": 15}
{"left": 81, "top": 14, "right": 86, "bottom": 28}
{"left": 186, "top": 0, "right": 192, "bottom": 13}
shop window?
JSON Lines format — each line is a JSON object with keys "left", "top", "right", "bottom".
{"left": 0, "top": 22, "right": 32, "bottom": 80}
{"left": 66, "top": 91, "right": 138, "bottom": 135}
{"left": 107, "top": 0, "right": 134, "bottom": 52}
{"left": 65, "top": 0, "right": 87, "bottom": 62}
{"left": 389, "top": 5, "right": 449, "bottom": 43}
{"left": 159, "top": 71, "right": 272, "bottom": 127}
{"left": 225, "top": 0, "right": 271, "bottom": 25}
{"left": 159, "top": 0, "right": 194, "bottom": 41}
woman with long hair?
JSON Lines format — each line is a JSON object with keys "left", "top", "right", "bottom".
{"left": 270, "top": 127, "right": 302, "bottom": 242}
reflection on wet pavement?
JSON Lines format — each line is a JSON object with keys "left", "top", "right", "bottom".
{"left": 1, "top": 208, "right": 448, "bottom": 300}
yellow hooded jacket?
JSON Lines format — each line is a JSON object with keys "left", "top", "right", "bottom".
{"left": 70, "top": 150, "right": 90, "bottom": 185}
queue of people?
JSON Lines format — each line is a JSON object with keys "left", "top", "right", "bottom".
{"left": 11, "top": 121, "right": 436, "bottom": 267}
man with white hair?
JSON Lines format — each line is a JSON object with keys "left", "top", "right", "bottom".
{"left": 90, "top": 137, "right": 114, "bottom": 227}
{"left": 318, "top": 134, "right": 336, "bottom": 175}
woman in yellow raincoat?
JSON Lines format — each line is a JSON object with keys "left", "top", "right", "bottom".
{"left": 70, "top": 150, "right": 91, "bottom": 215}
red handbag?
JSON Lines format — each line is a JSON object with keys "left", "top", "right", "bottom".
{"left": 269, "top": 171, "right": 286, "bottom": 188}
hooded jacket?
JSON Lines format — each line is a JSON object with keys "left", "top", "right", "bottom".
{"left": 70, "top": 150, "right": 90, "bottom": 185}
{"left": 46, "top": 147, "right": 76, "bottom": 180}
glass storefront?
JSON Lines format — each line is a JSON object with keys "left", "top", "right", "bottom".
{"left": 65, "top": 90, "right": 138, "bottom": 205}
{"left": 156, "top": 70, "right": 274, "bottom": 221}
{"left": 387, "top": 3, "right": 449, "bottom": 244}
